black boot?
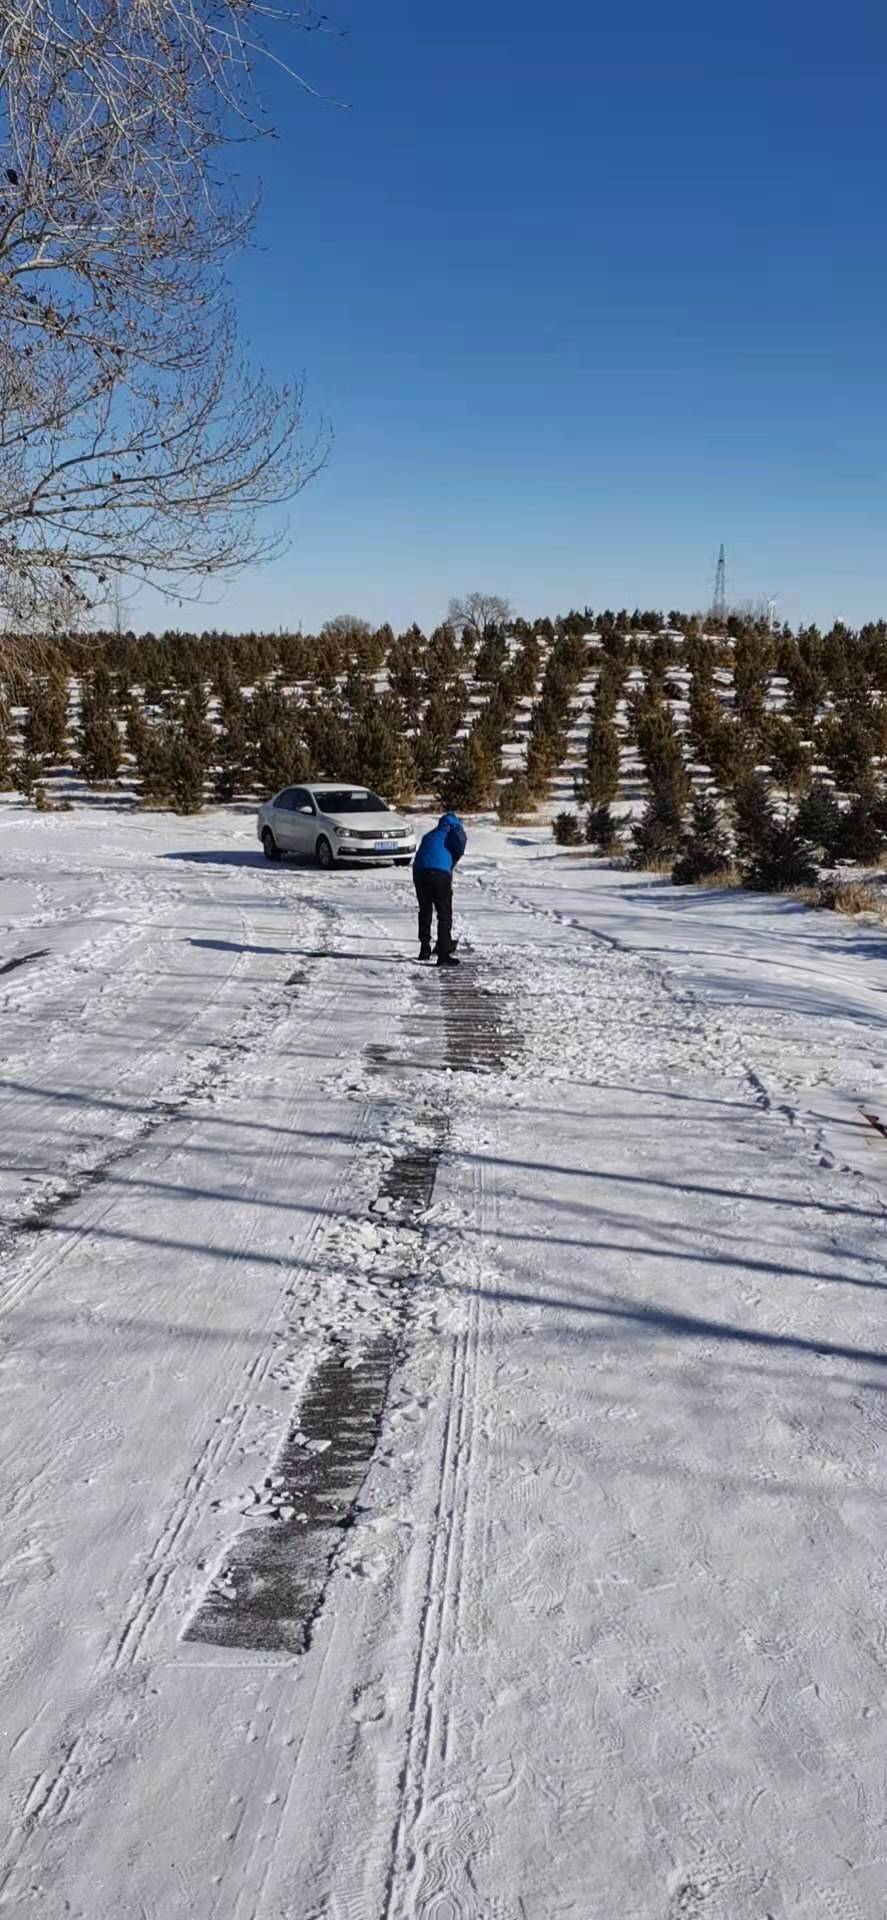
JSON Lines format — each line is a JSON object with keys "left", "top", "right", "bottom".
{"left": 437, "top": 952, "right": 460, "bottom": 967}
{"left": 418, "top": 945, "right": 433, "bottom": 963}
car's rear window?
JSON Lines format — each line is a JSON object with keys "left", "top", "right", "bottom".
{"left": 316, "top": 790, "right": 390, "bottom": 814}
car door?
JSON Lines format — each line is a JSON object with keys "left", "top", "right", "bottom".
{"left": 270, "top": 788, "right": 299, "bottom": 852}
{"left": 287, "top": 787, "right": 317, "bottom": 855}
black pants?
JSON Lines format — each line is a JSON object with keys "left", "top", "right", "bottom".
{"left": 413, "top": 868, "right": 453, "bottom": 957}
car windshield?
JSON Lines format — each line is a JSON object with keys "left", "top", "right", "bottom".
{"left": 317, "top": 790, "right": 390, "bottom": 814}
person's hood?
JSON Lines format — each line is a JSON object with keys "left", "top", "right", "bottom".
{"left": 438, "top": 812, "right": 462, "bottom": 829}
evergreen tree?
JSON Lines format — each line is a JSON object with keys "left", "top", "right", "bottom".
{"left": 685, "top": 634, "right": 718, "bottom": 681}
{"left": 318, "top": 614, "right": 374, "bottom": 675}
{"left": 141, "top": 652, "right": 170, "bottom": 718}
{"left": 165, "top": 724, "right": 206, "bottom": 813}
{"left": 413, "top": 683, "right": 462, "bottom": 791}
{"left": 78, "top": 668, "right": 121, "bottom": 784}
{"left": 524, "top": 724, "right": 565, "bottom": 799}
{"left": 474, "top": 630, "right": 510, "bottom": 683}
{"left": 355, "top": 625, "right": 387, "bottom": 672}
{"left": 731, "top": 771, "right": 776, "bottom": 866}
{"left": 576, "top": 711, "right": 620, "bottom": 808}
{"left": 594, "top": 657, "right": 627, "bottom": 720}
{"left": 706, "top": 715, "right": 755, "bottom": 791}
{"left": 687, "top": 672, "right": 724, "bottom": 764}
{"left": 249, "top": 682, "right": 306, "bottom": 795}
{"left": 497, "top": 773, "right": 533, "bottom": 822}
{"left": 350, "top": 697, "right": 416, "bottom": 801}
{"left": 180, "top": 680, "right": 215, "bottom": 766}
{"left": 387, "top": 629, "right": 425, "bottom": 724}
{"left": 520, "top": 635, "right": 586, "bottom": 799}
{"left": 276, "top": 631, "right": 308, "bottom": 682}
{"left": 212, "top": 652, "right": 242, "bottom": 706}
{"left": 585, "top": 803, "right": 619, "bottom": 851}
{"left": 370, "top": 622, "right": 396, "bottom": 666}
{"left": 439, "top": 731, "right": 499, "bottom": 812}
{"left": 765, "top": 715, "right": 812, "bottom": 802}
{"left": 23, "top": 668, "right": 70, "bottom": 767}
{"left": 648, "top": 633, "right": 674, "bottom": 685}
{"left": 553, "top": 811, "right": 582, "bottom": 846}
{"left": 125, "top": 698, "right": 150, "bottom": 767}
{"left": 636, "top": 698, "right": 690, "bottom": 807}
{"left": 525, "top": 695, "right": 571, "bottom": 793}
{"left": 795, "top": 782, "right": 843, "bottom": 865}
{"left": 732, "top": 631, "right": 772, "bottom": 737}
{"left": 16, "top": 744, "right": 42, "bottom": 800}
{"left": 342, "top": 664, "right": 374, "bottom": 720}
{"left": 0, "top": 685, "right": 14, "bottom": 790}
{"left": 672, "top": 790, "right": 734, "bottom": 885}
{"left": 628, "top": 781, "right": 687, "bottom": 869}
{"left": 130, "top": 714, "right": 172, "bottom": 807}
{"left": 835, "top": 789, "right": 886, "bottom": 867}
{"left": 818, "top": 707, "right": 877, "bottom": 793}
{"left": 426, "top": 622, "right": 461, "bottom": 682}
{"left": 862, "top": 620, "right": 887, "bottom": 693}
{"left": 743, "top": 817, "right": 818, "bottom": 893}
{"left": 510, "top": 632, "right": 542, "bottom": 700}
{"left": 822, "top": 623, "right": 854, "bottom": 698}
{"left": 215, "top": 681, "right": 248, "bottom": 802}
{"left": 303, "top": 695, "right": 349, "bottom": 780}
{"left": 784, "top": 645, "right": 827, "bottom": 733}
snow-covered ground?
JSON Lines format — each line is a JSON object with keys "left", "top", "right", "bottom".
{"left": 2, "top": 806, "right": 887, "bottom": 1919}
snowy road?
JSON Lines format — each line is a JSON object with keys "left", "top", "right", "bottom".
{"left": 1, "top": 812, "right": 887, "bottom": 1919}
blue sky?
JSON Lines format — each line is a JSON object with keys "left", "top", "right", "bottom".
{"left": 164, "top": 0, "right": 886, "bottom": 633}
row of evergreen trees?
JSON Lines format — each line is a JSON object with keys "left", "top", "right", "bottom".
{"left": 556, "top": 776, "right": 887, "bottom": 892}
{"left": 1, "top": 661, "right": 435, "bottom": 813}
{"left": 4, "top": 613, "right": 887, "bottom": 842}
{"left": 0, "top": 622, "right": 578, "bottom": 813}
{"left": 554, "top": 619, "right": 887, "bottom": 880}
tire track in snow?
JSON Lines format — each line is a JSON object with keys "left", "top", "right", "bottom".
{"left": 473, "top": 863, "right": 887, "bottom": 1207}
{"left": 0, "top": 865, "right": 247, "bottom": 1248}
{"left": 0, "top": 858, "right": 324, "bottom": 1294}
{"left": 105, "top": 972, "right": 350, "bottom": 1673}
{"left": 208, "top": 955, "right": 516, "bottom": 1920}
{"left": 0, "top": 881, "right": 344, "bottom": 1903}
{"left": 0, "top": 887, "right": 410, "bottom": 1920}
{"left": 199, "top": 907, "right": 428, "bottom": 1920}
{"left": 377, "top": 998, "right": 513, "bottom": 1920}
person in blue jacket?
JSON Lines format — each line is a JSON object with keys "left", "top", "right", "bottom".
{"left": 412, "top": 812, "right": 467, "bottom": 966}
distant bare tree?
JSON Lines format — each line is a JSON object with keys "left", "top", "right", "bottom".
{"left": 0, "top": 1, "right": 332, "bottom": 640}
{"left": 447, "top": 592, "right": 513, "bottom": 644}
{"left": 320, "top": 615, "right": 374, "bottom": 643}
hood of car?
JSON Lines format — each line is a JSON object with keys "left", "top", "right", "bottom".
{"left": 322, "top": 810, "right": 409, "bottom": 834}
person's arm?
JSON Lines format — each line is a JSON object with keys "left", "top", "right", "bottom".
{"left": 447, "top": 822, "right": 467, "bottom": 865}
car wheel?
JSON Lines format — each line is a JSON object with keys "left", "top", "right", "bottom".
{"left": 262, "top": 827, "right": 280, "bottom": 862}
{"left": 315, "top": 834, "right": 334, "bottom": 870}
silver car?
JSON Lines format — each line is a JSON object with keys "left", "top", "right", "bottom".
{"left": 257, "top": 782, "right": 417, "bottom": 870}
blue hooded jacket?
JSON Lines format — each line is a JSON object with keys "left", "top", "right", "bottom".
{"left": 413, "top": 812, "right": 467, "bottom": 875}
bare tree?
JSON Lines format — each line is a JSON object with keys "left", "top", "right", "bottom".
{"left": 0, "top": 1, "right": 332, "bottom": 637}
{"left": 320, "top": 615, "right": 374, "bottom": 642}
{"left": 447, "top": 591, "right": 513, "bottom": 644}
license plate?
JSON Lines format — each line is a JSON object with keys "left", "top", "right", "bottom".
{"left": 375, "top": 841, "right": 394, "bottom": 852}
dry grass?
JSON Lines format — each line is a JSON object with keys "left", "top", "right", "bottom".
{"left": 624, "top": 853, "right": 674, "bottom": 874}
{"left": 692, "top": 865, "right": 740, "bottom": 890}
{"left": 812, "top": 877, "right": 886, "bottom": 918}
{"left": 792, "top": 878, "right": 887, "bottom": 919}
